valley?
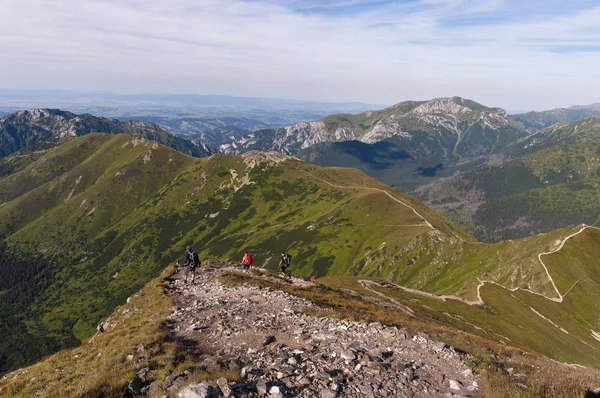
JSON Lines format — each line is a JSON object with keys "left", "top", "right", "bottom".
{"left": 1, "top": 131, "right": 600, "bottom": 386}
{"left": 2, "top": 99, "right": 600, "bottom": 395}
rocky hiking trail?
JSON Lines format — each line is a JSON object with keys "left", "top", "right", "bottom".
{"left": 161, "top": 261, "right": 480, "bottom": 397}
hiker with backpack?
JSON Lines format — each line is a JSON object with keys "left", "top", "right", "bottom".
{"left": 241, "top": 251, "right": 252, "bottom": 271}
{"left": 279, "top": 251, "right": 292, "bottom": 278}
{"left": 177, "top": 246, "right": 200, "bottom": 284}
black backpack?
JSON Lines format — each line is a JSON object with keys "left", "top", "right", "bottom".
{"left": 191, "top": 251, "right": 200, "bottom": 267}
{"left": 286, "top": 254, "right": 292, "bottom": 265}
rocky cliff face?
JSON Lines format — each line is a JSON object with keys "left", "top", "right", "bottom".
{"left": 0, "top": 109, "right": 212, "bottom": 158}
{"left": 219, "top": 97, "right": 523, "bottom": 159}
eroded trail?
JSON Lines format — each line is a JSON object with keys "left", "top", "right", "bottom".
{"left": 359, "top": 280, "right": 483, "bottom": 307}
{"left": 296, "top": 169, "right": 437, "bottom": 233}
{"left": 364, "top": 225, "right": 595, "bottom": 307}
{"left": 165, "top": 262, "right": 480, "bottom": 397}
{"left": 537, "top": 225, "right": 589, "bottom": 302}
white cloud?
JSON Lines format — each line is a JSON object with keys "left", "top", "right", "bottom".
{"left": 0, "top": 0, "right": 599, "bottom": 110}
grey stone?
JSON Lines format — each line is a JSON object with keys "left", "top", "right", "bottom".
{"left": 449, "top": 379, "right": 463, "bottom": 390}
{"left": 340, "top": 349, "right": 356, "bottom": 361}
{"left": 320, "top": 388, "right": 337, "bottom": 398}
{"left": 269, "top": 385, "right": 285, "bottom": 398}
{"left": 298, "top": 377, "right": 311, "bottom": 386}
{"left": 359, "top": 384, "right": 374, "bottom": 397}
{"left": 216, "top": 377, "right": 232, "bottom": 397}
{"left": 179, "top": 382, "right": 211, "bottom": 398}
{"left": 256, "top": 380, "right": 268, "bottom": 395}
{"left": 96, "top": 321, "right": 110, "bottom": 333}
{"left": 163, "top": 371, "right": 185, "bottom": 390}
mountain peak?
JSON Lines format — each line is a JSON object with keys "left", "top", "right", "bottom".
{"left": 386, "top": 97, "right": 505, "bottom": 117}
{"left": 2, "top": 108, "right": 74, "bottom": 122}
{"left": 241, "top": 150, "right": 293, "bottom": 168}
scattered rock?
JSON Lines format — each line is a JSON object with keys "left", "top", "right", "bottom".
{"left": 163, "top": 371, "right": 185, "bottom": 390}
{"left": 216, "top": 377, "right": 232, "bottom": 397}
{"left": 340, "top": 349, "right": 356, "bottom": 361}
{"left": 96, "top": 321, "right": 110, "bottom": 333}
{"left": 320, "top": 388, "right": 337, "bottom": 398}
{"left": 449, "top": 379, "right": 463, "bottom": 390}
{"left": 263, "top": 335, "right": 276, "bottom": 346}
{"left": 179, "top": 382, "right": 211, "bottom": 398}
{"left": 164, "top": 262, "right": 481, "bottom": 398}
{"left": 256, "top": 379, "right": 268, "bottom": 395}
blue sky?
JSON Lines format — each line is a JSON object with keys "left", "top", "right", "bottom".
{"left": 1, "top": 0, "right": 599, "bottom": 111}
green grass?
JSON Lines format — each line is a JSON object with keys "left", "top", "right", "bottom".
{"left": 417, "top": 140, "right": 600, "bottom": 242}
{"left": 3, "top": 133, "right": 600, "bottom": 380}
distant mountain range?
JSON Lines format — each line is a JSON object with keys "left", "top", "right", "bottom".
{"left": 3, "top": 96, "right": 600, "bottom": 243}
{"left": 0, "top": 89, "right": 380, "bottom": 115}
{"left": 0, "top": 109, "right": 211, "bottom": 165}
{"left": 508, "top": 105, "right": 600, "bottom": 133}
{"left": 3, "top": 133, "right": 600, "bottom": 379}
{"left": 219, "top": 97, "right": 525, "bottom": 156}
{"left": 417, "top": 117, "right": 600, "bottom": 241}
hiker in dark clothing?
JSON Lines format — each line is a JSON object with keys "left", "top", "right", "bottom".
{"left": 279, "top": 251, "right": 292, "bottom": 278}
{"left": 177, "top": 246, "right": 200, "bottom": 283}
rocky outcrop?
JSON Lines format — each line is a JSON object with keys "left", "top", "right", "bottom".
{"left": 218, "top": 97, "right": 523, "bottom": 159}
{"left": 165, "top": 262, "right": 480, "bottom": 397}
{"left": 0, "top": 109, "right": 213, "bottom": 158}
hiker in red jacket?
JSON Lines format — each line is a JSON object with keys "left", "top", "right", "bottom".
{"left": 241, "top": 251, "right": 252, "bottom": 271}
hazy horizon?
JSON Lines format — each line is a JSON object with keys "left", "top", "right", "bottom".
{"left": 2, "top": 88, "right": 599, "bottom": 115}
{"left": 2, "top": 0, "right": 600, "bottom": 112}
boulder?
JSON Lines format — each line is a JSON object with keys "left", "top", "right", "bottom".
{"left": 216, "top": 377, "right": 232, "bottom": 397}
{"left": 320, "top": 388, "right": 337, "bottom": 398}
{"left": 449, "top": 379, "right": 463, "bottom": 390}
{"left": 179, "top": 382, "right": 211, "bottom": 398}
{"left": 263, "top": 335, "right": 276, "bottom": 346}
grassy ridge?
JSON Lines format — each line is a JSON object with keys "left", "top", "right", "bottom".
{"left": 0, "top": 134, "right": 466, "bottom": 372}
{"left": 3, "top": 133, "right": 600, "bottom": 376}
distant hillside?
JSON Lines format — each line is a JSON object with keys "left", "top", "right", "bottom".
{"left": 507, "top": 117, "right": 600, "bottom": 156}
{"left": 0, "top": 109, "right": 212, "bottom": 160}
{"left": 220, "top": 97, "right": 526, "bottom": 160}
{"left": 509, "top": 105, "right": 600, "bottom": 133}
{"left": 0, "top": 133, "right": 469, "bottom": 373}
{"left": 3, "top": 134, "right": 600, "bottom": 378}
{"left": 416, "top": 139, "right": 600, "bottom": 242}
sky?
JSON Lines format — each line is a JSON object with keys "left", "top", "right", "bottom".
{"left": 1, "top": 0, "right": 600, "bottom": 111}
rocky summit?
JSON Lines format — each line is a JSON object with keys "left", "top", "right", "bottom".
{"left": 162, "top": 261, "right": 479, "bottom": 397}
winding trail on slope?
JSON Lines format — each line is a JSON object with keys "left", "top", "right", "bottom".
{"left": 537, "top": 224, "right": 589, "bottom": 303}
{"left": 296, "top": 168, "right": 436, "bottom": 231}
{"left": 297, "top": 165, "right": 594, "bottom": 304}
{"left": 359, "top": 279, "right": 483, "bottom": 306}
{"left": 360, "top": 225, "right": 595, "bottom": 307}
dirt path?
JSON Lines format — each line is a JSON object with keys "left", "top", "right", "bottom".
{"left": 537, "top": 225, "right": 589, "bottom": 302}
{"left": 363, "top": 225, "right": 595, "bottom": 307}
{"left": 166, "top": 262, "right": 480, "bottom": 397}
{"left": 296, "top": 169, "right": 437, "bottom": 232}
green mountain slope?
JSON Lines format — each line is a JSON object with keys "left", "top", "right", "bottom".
{"left": 509, "top": 106, "right": 600, "bottom": 133}
{"left": 3, "top": 133, "right": 600, "bottom": 375}
{"left": 416, "top": 139, "right": 600, "bottom": 242}
{"left": 0, "top": 108, "right": 212, "bottom": 160}
{"left": 0, "top": 133, "right": 468, "bottom": 373}
{"left": 508, "top": 117, "right": 600, "bottom": 156}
